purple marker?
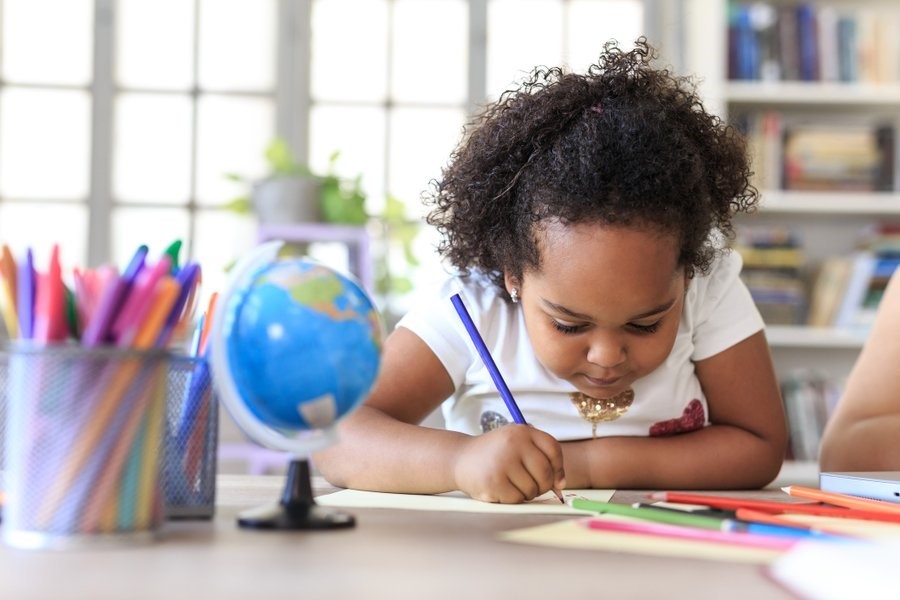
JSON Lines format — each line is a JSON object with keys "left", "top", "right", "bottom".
{"left": 16, "top": 248, "right": 36, "bottom": 340}
{"left": 81, "top": 245, "right": 148, "bottom": 347}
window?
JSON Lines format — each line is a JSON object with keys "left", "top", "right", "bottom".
{"left": 0, "top": 0, "right": 646, "bottom": 325}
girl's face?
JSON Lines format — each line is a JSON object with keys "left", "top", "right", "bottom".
{"left": 509, "top": 221, "right": 687, "bottom": 400}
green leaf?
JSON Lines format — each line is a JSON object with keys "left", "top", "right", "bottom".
{"left": 223, "top": 196, "right": 253, "bottom": 214}
{"left": 266, "top": 138, "right": 296, "bottom": 175}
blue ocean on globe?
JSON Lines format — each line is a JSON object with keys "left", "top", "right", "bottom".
{"left": 223, "top": 258, "right": 382, "bottom": 432}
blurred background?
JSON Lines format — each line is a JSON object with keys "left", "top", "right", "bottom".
{"left": 0, "top": 0, "right": 695, "bottom": 325}
{"left": 6, "top": 1, "right": 900, "bottom": 474}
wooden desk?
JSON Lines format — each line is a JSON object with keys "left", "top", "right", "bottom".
{"left": 0, "top": 475, "right": 801, "bottom": 599}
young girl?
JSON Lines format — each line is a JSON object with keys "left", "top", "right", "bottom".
{"left": 314, "top": 39, "right": 787, "bottom": 503}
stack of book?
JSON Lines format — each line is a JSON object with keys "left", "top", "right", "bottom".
{"left": 783, "top": 123, "right": 895, "bottom": 192}
{"left": 734, "top": 227, "right": 806, "bottom": 326}
{"left": 735, "top": 112, "right": 896, "bottom": 193}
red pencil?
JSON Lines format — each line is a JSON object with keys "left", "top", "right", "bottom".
{"left": 649, "top": 491, "right": 900, "bottom": 524}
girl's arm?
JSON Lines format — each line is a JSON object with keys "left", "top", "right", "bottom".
{"left": 312, "top": 327, "right": 565, "bottom": 502}
{"left": 819, "top": 271, "right": 900, "bottom": 471}
{"left": 560, "top": 330, "right": 788, "bottom": 490}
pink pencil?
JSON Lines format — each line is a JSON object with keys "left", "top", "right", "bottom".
{"left": 582, "top": 517, "right": 798, "bottom": 551}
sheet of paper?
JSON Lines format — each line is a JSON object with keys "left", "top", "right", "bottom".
{"left": 769, "top": 538, "right": 900, "bottom": 599}
{"left": 499, "top": 518, "right": 785, "bottom": 564}
{"left": 316, "top": 488, "right": 614, "bottom": 514}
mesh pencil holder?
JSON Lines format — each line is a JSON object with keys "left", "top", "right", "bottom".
{"left": 1, "top": 344, "right": 170, "bottom": 549}
{"left": 0, "top": 345, "right": 219, "bottom": 549}
{"left": 163, "top": 355, "right": 218, "bottom": 519}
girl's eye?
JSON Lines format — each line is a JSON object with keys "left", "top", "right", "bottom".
{"left": 628, "top": 321, "right": 661, "bottom": 334}
{"left": 552, "top": 321, "right": 584, "bottom": 335}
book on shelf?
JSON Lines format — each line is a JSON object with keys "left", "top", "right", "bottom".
{"left": 727, "top": 1, "right": 900, "bottom": 84}
{"left": 781, "top": 371, "right": 841, "bottom": 464}
{"left": 734, "top": 227, "right": 806, "bottom": 326}
{"left": 807, "top": 223, "right": 900, "bottom": 329}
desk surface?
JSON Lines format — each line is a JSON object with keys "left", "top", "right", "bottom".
{"left": 0, "top": 475, "right": 801, "bottom": 600}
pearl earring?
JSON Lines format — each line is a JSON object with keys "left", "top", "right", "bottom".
{"left": 510, "top": 288, "right": 519, "bottom": 304}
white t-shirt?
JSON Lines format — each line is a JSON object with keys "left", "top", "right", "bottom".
{"left": 396, "top": 250, "right": 764, "bottom": 441}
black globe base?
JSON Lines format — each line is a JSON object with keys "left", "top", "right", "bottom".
{"left": 237, "top": 458, "right": 356, "bottom": 530}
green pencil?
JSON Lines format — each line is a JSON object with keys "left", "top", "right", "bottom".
{"left": 571, "top": 498, "right": 725, "bottom": 530}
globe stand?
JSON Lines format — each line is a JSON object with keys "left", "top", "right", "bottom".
{"left": 236, "top": 458, "right": 356, "bottom": 530}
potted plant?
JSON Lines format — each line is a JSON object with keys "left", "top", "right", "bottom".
{"left": 224, "top": 138, "right": 421, "bottom": 316}
{"left": 225, "top": 138, "right": 367, "bottom": 226}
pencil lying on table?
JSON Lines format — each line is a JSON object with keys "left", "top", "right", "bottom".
{"left": 570, "top": 499, "right": 845, "bottom": 540}
{"left": 649, "top": 491, "right": 900, "bottom": 523}
{"left": 782, "top": 486, "right": 900, "bottom": 515}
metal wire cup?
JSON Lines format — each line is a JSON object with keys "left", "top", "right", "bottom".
{"left": 2, "top": 344, "right": 169, "bottom": 550}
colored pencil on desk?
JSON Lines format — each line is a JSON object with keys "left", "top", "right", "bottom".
{"left": 582, "top": 517, "right": 799, "bottom": 551}
{"left": 782, "top": 486, "right": 900, "bottom": 515}
{"left": 450, "top": 292, "right": 563, "bottom": 503}
{"left": 650, "top": 491, "right": 900, "bottom": 523}
{"left": 734, "top": 508, "right": 856, "bottom": 537}
{"left": 573, "top": 498, "right": 843, "bottom": 540}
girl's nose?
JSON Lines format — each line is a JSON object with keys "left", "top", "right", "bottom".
{"left": 586, "top": 332, "right": 626, "bottom": 368}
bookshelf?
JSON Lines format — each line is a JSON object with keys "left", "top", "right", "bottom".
{"left": 684, "top": 0, "right": 900, "bottom": 461}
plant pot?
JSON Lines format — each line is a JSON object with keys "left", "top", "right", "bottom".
{"left": 252, "top": 176, "right": 323, "bottom": 225}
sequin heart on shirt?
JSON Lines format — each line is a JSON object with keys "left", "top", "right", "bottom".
{"left": 648, "top": 398, "right": 705, "bottom": 436}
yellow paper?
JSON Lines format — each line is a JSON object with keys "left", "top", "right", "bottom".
{"left": 316, "top": 488, "right": 614, "bottom": 514}
{"left": 499, "top": 518, "right": 785, "bottom": 564}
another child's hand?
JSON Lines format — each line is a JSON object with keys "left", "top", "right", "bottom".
{"left": 452, "top": 425, "right": 565, "bottom": 503}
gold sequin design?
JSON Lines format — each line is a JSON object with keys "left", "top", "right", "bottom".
{"left": 569, "top": 388, "right": 635, "bottom": 438}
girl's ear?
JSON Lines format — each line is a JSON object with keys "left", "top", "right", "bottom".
{"left": 504, "top": 273, "right": 519, "bottom": 295}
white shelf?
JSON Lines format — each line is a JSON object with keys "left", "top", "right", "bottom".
{"left": 725, "top": 81, "right": 900, "bottom": 106}
{"left": 765, "top": 325, "right": 868, "bottom": 349}
{"left": 758, "top": 191, "right": 900, "bottom": 215}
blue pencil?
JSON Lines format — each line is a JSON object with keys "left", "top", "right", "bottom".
{"left": 450, "top": 293, "right": 564, "bottom": 503}
{"left": 450, "top": 293, "right": 526, "bottom": 424}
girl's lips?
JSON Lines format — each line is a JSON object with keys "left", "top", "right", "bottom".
{"left": 583, "top": 374, "right": 623, "bottom": 387}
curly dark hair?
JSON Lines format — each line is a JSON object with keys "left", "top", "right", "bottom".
{"left": 425, "top": 38, "right": 757, "bottom": 295}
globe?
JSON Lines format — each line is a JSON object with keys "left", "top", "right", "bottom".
{"left": 209, "top": 240, "right": 383, "bottom": 529}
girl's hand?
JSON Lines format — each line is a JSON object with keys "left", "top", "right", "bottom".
{"left": 452, "top": 425, "right": 566, "bottom": 503}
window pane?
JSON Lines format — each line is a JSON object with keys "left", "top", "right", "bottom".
{"left": 568, "top": 0, "right": 643, "bottom": 71}
{"left": 198, "top": 0, "right": 276, "bottom": 91}
{"left": 392, "top": 0, "right": 468, "bottom": 103}
{"left": 309, "top": 105, "right": 386, "bottom": 215}
{"left": 111, "top": 207, "right": 191, "bottom": 272}
{"left": 487, "top": 0, "right": 563, "bottom": 99}
{"left": 114, "top": 93, "right": 193, "bottom": 204}
{"left": 0, "top": 88, "right": 91, "bottom": 199}
{"left": 117, "top": 0, "right": 195, "bottom": 90}
{"left": 1, "top": 0, "right": 93, "bottom": 85}
{"left": 195, "top": 95, "right": 275, "bottom": 206}
{"left": 311, "top": 0, "right": 389, "bottom": 101}
{"left": 389, "top": 107, "right": 466, "bottom": 218}
{"left": 192, "top": 208, "right": 257, "bottom": 305}
{"left": 0, "top": 203, "right": 88, "bottom": 270}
